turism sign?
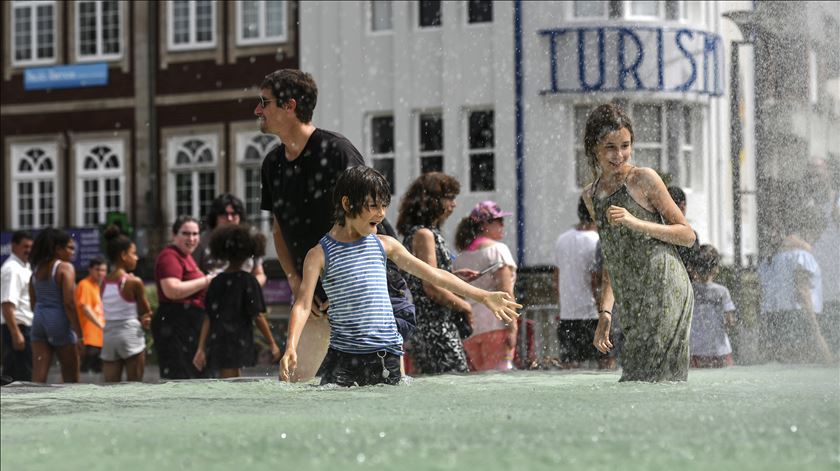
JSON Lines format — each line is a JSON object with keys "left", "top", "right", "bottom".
{"left": 538, "top": 26, "right": 724, "bottom": 97}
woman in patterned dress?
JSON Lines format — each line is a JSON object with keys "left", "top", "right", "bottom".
{"left": 396, "top": 173, "right": 473, "bottom": 374}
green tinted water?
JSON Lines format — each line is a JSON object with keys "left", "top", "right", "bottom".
{"left": 2, "top": 365, "right": 838, "bottom": 471}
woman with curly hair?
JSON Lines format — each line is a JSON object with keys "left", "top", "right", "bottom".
{"left": 396, "top": 172, "right": 472, "bottom": 374}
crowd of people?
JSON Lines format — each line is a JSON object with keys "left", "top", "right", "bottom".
{"left": 2, "top": 69, "right": 837, "bottom": 387}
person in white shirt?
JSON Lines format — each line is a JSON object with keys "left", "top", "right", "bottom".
{"left": 689, "top": 245, "right": 736, "bottom": 368}
{"left": 553, "top": 197, "right": 611, "bottom": 369}
{"left": 758, "top": 211, "right": 834, "bottom": 364}
{"left": 1, "top": 231, "right": 34, "bottom": 384}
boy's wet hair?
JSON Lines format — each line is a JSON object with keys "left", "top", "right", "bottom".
{"left": 333, "top": 166, "right": 392, "bottom": 226}
{"left": 694, "top": 244, "right": 720, "bottom": 279}
{"left": 209, "top": 224, "right": 267, "bottom": 265}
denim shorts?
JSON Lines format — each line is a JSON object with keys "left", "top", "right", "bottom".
{"left": 319, "top": 348, "right": 401, "bottom": 387}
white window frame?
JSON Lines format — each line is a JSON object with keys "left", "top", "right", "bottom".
{"left": 569, "top": 0, "right": 609, "bottom": 20}
{"left": 235, "top": 131, "right": 279, "bottom": 235}
{"left": 75, "top": 0, "right": 123, "bottom": 62}
{"left": 416, "top": 111, "right": 444, "bottom": 174}
{"left": 416, "top": 0, "right": 442, "bottom": 30}
{"left": 11, "top": 0, "right": 57, "bottom": 66}
{"left": 367, "top": 0, "right": 393, "bottom": 35}
{"left": 625, "top": 0, "right": 664, "bottom": 20}
{"left": 464, "top": 0, "right": 493, "bottom": 26}
{"left": 167, "top": 134, "right": 219, "bottom": 220}
{"left": 367, "top": 113, "right": 396, "bottom": 192}
{"left": 167, "top": 0, "right": 216, "bottom": 51}
{"left": 236, "top": 0, "right": 288, "bottom": 46}
{"left": 11, "top": 142, "right": 59, "bottom": 230}
{"left": 465, "top": 108, "right": 496, "bottom": 193}
{"left": 75, "top": 139, "right": 125, "bottom": 226}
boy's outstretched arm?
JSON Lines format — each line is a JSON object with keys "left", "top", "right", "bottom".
{"left": 378, "top": 235, "right": 522, "bottom": 323}
{"left": 280, "top": 245, "right": 325, "bottom": 381}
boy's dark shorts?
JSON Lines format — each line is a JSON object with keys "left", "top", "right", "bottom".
{"left": 319, "top": 348, "right": 401, "bottom": 387}
{"left": 80, "top": 345, "right": 102, "bottom": 373}
{"left": 556, "top": 319, "right": 607, "bottom": 363}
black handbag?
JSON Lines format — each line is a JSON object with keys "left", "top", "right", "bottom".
{"left": 451, "top": 311, "right": 473, "bottom": 339}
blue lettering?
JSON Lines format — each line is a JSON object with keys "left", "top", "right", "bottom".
{"left": 539, "top": 29, "right": 566, "bottom": 94}
{"left": 578, "top": 28, "right": 605, "bottom": 91}
{"left": 674, "top": 29, "right": 696, "bottom": 92}
{"left": 618, "top": 28, "right": 644, "bottom": 90}
{"left": 657, "top": 28, "right": 664, "bottom": 90}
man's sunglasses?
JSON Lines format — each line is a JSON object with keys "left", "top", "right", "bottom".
{"left": 258, "top": 96, "right": 276, "bottom": 108}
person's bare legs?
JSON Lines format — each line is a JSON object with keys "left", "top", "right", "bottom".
{"left": 124, "top": 352, "right": 145, "bottom": 382}
{"left": 292, "top": 314, "right": 330, "bottom": 382}
{"left": 55, "top": 344, "right": 80, "bottom": 383}
{"left": 31, "top": 341, "right": 53, "bottom": 383}
{"left": 103, "top": 360, "right": 124, "bottom": 382}
{"left": 219, "top": 368, "right": 241, "bottom": 378}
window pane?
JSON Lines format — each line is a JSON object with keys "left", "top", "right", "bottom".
{"left": 105, "top": 178, "right": 121, "bottom": 212}
{"left": 102, "top": 1, "right": 121, "bottom": 54}
{"left": 373, "top": 158, "right": 395, "bottom": 194}
{"left": 173, "top": 1, "right": 190, "bottom": 44}
{"left": 418, "top": 0, "right": 441, "bottom": 27}
{"left": 631, "top": 1, "right": 660, "bottom": 17}
{"left": 176, "top": 173, "right": 192, "bottom": 216}
{"left": 470, "top": 153, "right": 495, "bottom": 192}
{"left": 19, "top": 182, "right": 34, "bottom": 228}
{"left": 244, "top": 167, "right": 263, "bottom": 222}
{"left": 36, "top": 5, "right": 54, "bottom": 59}
{"left": 467, "top": 0, "right": 492, "bottom": 23}
{"left": 683, "top": 106, "right": 692, "bottom": 145}
{"left": 633, "top": 148, "right": 661, "bottom": 169}
{"left": 574, "top": 1, "right": 607, "bottom": 18}
{"left": 266, "top": 0, "right": 285, "bottom": 37}
{"left": 14, "top": 7, "right": 32, "bottom": 61}
{"left": 39, "top": 180, "right": 55, "bottom": 226}
{"left": 241, "top": 0, "right": 259, "bottom": 39}
{"left": 420, "top": 114, "right": 443, "bottom": 151}
{"left": 682, "top": 150, "right": 692, "bottom": 188}
{"left": 633, "top": 104, "right": 662, "bottom": 142}
{"left": 196, "top": 1, "right": 214, "bottom": 42}
{"left": 371, "top": 116, "right": 394, "bottom": 154}
{"left": 371, "top": 0, "right": 392, "bottom": 31}
{"left": 421, "top": 156, "right": 443, "bottom": 174}
{"left": 576, "top": 148, "right": 594, "bottom": 188}
{"left": 665, "top": 0, "right": 680, "bottom": 20}
{"left": 79, "top": 1, "right": 97, "bottom": 56}
{"left": 199, "top": 172, "right": 215, "bottom": 216}
{"left": 574, "top": 105, "right": 595, "bottom": 142}
{"left": 468, "top": 111, "right": 494, "bottom": 149}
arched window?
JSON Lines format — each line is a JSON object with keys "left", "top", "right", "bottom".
{"left": 236, "top": 131, "right": 279, "bottom": 234}
{"left": 76, "top": 140, "right": 124, "bottom": 226}
{"left": 167, "top": 134, "right": 218, "bottom": 220}
{"left": 11, "top": 143, "right": 58, "bottom": 229}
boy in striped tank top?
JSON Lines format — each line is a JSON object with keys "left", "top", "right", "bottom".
{"left": 280, "top": 166, "right": 522, "bottom": 386}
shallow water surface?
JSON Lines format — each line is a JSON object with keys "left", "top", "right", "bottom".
{"left": 1, "top": 365, "right": 838, "bottom": 471}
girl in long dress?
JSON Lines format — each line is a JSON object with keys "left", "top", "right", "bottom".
{"left": 581, "top": 104, "right": 697, "bottom": 382}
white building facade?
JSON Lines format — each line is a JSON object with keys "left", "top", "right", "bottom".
{"left": 301, "top": 0, "right": 755, "bottom": 266}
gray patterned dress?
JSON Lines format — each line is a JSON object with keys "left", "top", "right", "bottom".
{"left": 592, "top": 179, "right": 694, "bottom": 382}
{"left": 402, "top": 225, "right": 469, "bottom": 374}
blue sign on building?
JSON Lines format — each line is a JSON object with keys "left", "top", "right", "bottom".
{"left": 24, "top": 63, "right": 108, "bottom": 91}
{"left": 1, "top": 228, "right": 103, "bottom": 271}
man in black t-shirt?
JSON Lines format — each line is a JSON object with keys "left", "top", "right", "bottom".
{"left": 668, "top": 186, "right": 700, "bottom": 279}
{"left": 256, "top": 69, "right": 414, "bottom": 380}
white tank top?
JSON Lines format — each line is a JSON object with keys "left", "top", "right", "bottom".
{"left": 102, "top": 276, "right": 138, "bottom": 322}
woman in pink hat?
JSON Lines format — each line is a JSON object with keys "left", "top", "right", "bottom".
{"left": 453, "top": 201, "right": 518, "bottom": 371}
